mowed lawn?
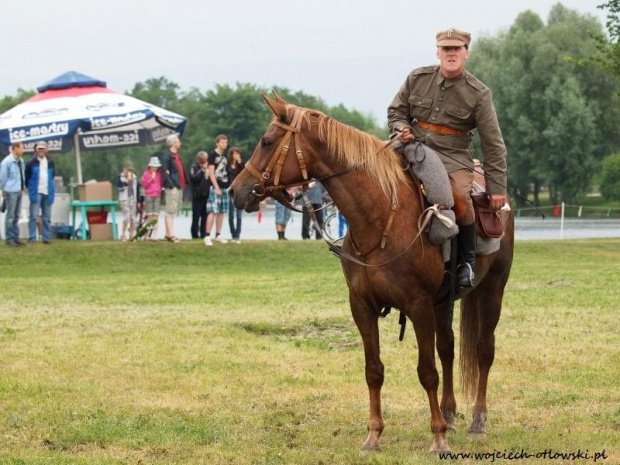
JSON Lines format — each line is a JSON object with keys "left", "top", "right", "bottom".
{"left": 0, "top": 239, "right": 618, "bottom": 464}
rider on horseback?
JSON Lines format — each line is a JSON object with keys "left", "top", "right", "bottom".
{"left": 387, "top": 28, "right": 508, "bottom": 288}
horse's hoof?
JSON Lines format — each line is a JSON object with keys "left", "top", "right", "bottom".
{"left": 468, "top": 412, "right": 487, "bottom": 438}
{"left": 467, "top": 430, "right": 487, "bottom": 440}
{"left": 361, "top": 444, "right": 381, "bottom": 455}
{"left": 430, "top": 445, "right": 451, "bottom": 455}
{"left": 443, "top": 411, "right": 457, "bottom": 432}
{"left": 430, "top": 437, "right": 451, "bottom": 454}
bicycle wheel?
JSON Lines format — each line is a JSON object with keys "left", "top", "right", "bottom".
{"left": 322, "top": 211, "right": 341, "bottom": 241}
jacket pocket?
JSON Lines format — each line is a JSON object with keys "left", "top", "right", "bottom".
{"left": 408, "top": 95, "right": 433, "bottom": 121}
{"left": 408, "top": 95, "right": 433, "bottom": 109}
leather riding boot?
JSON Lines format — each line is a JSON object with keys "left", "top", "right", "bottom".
{"left": 456, "top": 223, "right": 476, "bottom": 288}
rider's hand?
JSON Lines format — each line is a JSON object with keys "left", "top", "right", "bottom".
{"left": 216, "top": 188, "right": 222, "bottom": 196}
{"left": 489, "top": 194, "right": 506, "bottom": 211}
{"left": 398, "top": 128, "right": 414, "bottom": 143}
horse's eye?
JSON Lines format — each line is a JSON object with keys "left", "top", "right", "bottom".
{"left": 261, "top": 138, "right": 273, "bottom": 148}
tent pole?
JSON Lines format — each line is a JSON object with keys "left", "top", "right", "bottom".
{"left": 74, "top": 131, "right": 83, "bottom": 184}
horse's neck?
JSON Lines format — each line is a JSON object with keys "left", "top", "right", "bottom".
{"left": 323, "top": 172, "right": 404, "bottom": 249}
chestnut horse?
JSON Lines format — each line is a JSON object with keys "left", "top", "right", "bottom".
{"left": 229, "top": 93, "right": 514, "bottom": 453}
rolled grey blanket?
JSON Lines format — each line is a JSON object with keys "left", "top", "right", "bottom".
{"left": 394, "top": 140, "right": 459, "bottom": 246}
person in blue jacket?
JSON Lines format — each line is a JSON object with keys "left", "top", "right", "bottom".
{"left": 25, "top": 141, "right": 55, "bottom": 244}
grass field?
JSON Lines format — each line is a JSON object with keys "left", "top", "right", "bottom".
{"left": 0, "top": 239, "right": 619, "bottom": 464}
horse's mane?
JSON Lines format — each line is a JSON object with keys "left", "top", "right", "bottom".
{"left": 286, "top": 105, "right": 408, "bottom": 199}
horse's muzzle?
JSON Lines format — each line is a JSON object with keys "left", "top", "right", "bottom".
{"left": 228, "top": 180, "right": 261, "bottom": 212}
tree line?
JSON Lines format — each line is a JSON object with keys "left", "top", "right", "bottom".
{"left": 1, "top": 2, "right": 619, "bottom": 204}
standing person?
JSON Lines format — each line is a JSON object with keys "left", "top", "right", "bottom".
{"left": 0, "top": 142, "right": 26, "bottom": 246}
{"left": 226, "top": 147, "right": 245, "bottom": 244}
{"left": 275, "top": 202, "right": 291, "bottom": 240}
{"left": 387, "top": 27, "right": 507, "bottom": 289}
{"left": 189, "top": 151, "right": 210, "bottom": 239}
{"left": 204, "top": 134, "right": 229, "bottom": 246}
{"left": 301, "top": 181, "right": 325, "bottom": 240}
{"left": 161, "top": 133, "right": 186, "bottom": 243}
{"left": 141, "top": 156, "right": 163, "bottom": 240}
{"left": 25, "top": 141, "right": 55, "bottom": 244}
{"left": 116, "top": 161, "right": 139, "bottom": 241}
{"left": 274, "top": 187, "right": 295, "bottom": 240}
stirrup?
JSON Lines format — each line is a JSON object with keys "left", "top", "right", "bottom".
{"left": 456, "top": 263, "right": 474, "bottom": 288}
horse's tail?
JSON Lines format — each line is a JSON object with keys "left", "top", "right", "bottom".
{"left": 459, "top": 288, "right": 481, "bottom": 400}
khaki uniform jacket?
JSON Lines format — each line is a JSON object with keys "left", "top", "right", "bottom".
{"left": 387, "top": 65, "right": 507, "bottom": 195}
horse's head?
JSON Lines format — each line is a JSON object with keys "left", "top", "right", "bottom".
{"left": 229, "top": 92, "right": 321, "bottom": 212}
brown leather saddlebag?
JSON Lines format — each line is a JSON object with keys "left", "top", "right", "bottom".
{"left": 471, "top": 193, "right": 503, "bottom": 238}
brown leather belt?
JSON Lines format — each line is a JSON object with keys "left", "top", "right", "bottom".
{"left": 415, "top": 120, "right": 468, "bottom": 136}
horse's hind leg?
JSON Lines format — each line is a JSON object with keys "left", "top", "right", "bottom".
{"left": 434, "top": 302, "right": 457, "bottom": 431}
{"left": 350, "top": 293, "right": 384, "bottom": 451}
{"left": 466, "top": 279, "right": 505, "bottom": 437}
{"left": 409, "top": 297, "right": 451, "bottom": 453}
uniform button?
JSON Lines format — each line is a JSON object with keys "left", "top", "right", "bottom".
{"left": 431, "top": 117, "right": 436, "bottom": 121}
{"left": 439, "top": 97, "right": 443, "bottom": 101}
{"left": 435, "top": 107, "right": 439, "bottom": 111}
{"left": 417, "top": 100, "right": 422, "bottom": 104}
{"left": 441, "top": 87, "right": 445, "bottom": 91}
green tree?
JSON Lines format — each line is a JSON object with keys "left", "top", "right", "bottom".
{"left": 596, "top": 0, "right": 620, "bottom": 78}
{"left": 541, "top": 76, "right": 597, "bottom": 203}
{"left": 128, "top": 77, "right": 181, "bottom": 110}
{"left": 0, "top": 89, "right": 35, "bottom": 114}
{"left": 600, "top": 152, "right": 620, "bottom": 200}
{"left": 468, "top": 3, "right": 619, "bottom": 205}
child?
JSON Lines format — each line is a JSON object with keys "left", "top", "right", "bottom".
{"left": 116, "top": 161, "right": 139, "bottom": 241}
{"left": 141, "top": 156, "right": 163, "bottom": 240}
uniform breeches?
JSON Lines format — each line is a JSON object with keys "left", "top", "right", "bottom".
{"left": 449, "top": 168, "right": 475, "bottom": 225}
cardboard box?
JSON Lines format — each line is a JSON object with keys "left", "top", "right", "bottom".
{"left": 78, "top": 181, "right": 113, "bottom": 202}
{"left": 89, "top": 223, "right": 116, "bottom": 241}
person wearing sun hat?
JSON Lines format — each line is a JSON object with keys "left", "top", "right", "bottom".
{"left": 141, "top": 155, "right": 163, "bottom": 240}
{"left": 387, "top": 27, "right": 507, "bottom": 289}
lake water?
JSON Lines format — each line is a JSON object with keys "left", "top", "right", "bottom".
{"left": 148, "top": 209, "right": 620, "bottom": 242}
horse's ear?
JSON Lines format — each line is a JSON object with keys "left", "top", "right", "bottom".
{"left": 272, "top": 90, "right": 287, "bottom": 104}
{"left": 262, "top": 93, "right": 287, "bottom": 121}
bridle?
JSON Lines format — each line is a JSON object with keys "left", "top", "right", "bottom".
{"left": 244, "top": 108, "right": 310, "bottom": 201}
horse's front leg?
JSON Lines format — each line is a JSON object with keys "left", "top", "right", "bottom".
{"left": 434, "top": 302, "right": 457, "bottom": 431}
{"left": 349, "top": 292, "right": 384, "bottom": 452}
{"left": 409, "top": 297, "right": 451, "bottom": 454}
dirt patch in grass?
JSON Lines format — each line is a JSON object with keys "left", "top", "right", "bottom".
{"left": 236, "top": 319, "right": 360, "bottom": 351}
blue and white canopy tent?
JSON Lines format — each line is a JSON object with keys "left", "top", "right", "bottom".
{"left": 0, "top": 71, "right": 187, "bottom": 183}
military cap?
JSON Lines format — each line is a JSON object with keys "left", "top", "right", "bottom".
{"left": 436, "top": 28, "right": 471, "bottom": 48}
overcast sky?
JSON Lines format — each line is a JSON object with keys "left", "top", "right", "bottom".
{"left": 0, "top": 0, "right": 606, "bottom": 124}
